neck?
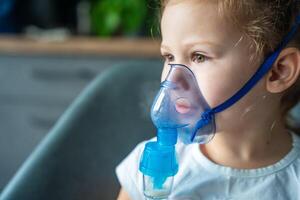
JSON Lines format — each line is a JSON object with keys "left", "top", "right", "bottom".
{"left": 200, "top": 117, "right": 293, "bottom": 169}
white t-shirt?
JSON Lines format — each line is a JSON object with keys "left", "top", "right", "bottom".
{"left": 116, "top": 131, "right": 300, "bottom": 200}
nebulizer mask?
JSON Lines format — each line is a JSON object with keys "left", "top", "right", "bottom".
{"left": 139, "top": 15, "right": 300, "bottom": 200}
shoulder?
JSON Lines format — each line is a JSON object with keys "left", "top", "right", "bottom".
{"left": 115, "top": 138, "right": 154, "bottom": 200}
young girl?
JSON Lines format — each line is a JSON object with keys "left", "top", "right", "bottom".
{"left": 116, "top": 0, "right": 300, "bottom": 199}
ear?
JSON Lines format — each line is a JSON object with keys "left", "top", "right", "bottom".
{"left": 266, "top": 47, "right": 300, "bottom": 93}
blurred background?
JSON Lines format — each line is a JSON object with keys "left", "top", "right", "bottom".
{"left": 0, "top": 0, "right": 162, "bottom": 195}
{"left": 1, "top": 0, "right": 299, "bottom": 199}
{"left": 0, "top": 0, "right": 160, "bottom": 37}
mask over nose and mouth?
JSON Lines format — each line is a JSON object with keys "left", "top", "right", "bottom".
{"left": 151, "top": 64, "right": 216, "bottom": 144}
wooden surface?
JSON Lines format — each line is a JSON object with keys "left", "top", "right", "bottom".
{"left": 0, "top": 36, "right": 161, "bottom": 57}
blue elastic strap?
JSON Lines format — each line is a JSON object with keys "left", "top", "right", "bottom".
{"left": 211, "top": 14, "right": 300, "bottom": 114}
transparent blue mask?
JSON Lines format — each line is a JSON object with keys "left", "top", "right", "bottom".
{"left": 151, "top": 64, "right": 215, "bottom": 144}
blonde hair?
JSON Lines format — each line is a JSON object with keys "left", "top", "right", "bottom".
{"left": 160, "top": 0, "right": 300, "bottom": 134}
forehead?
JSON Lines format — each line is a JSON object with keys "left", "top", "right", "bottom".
{"left": 160, "top": 0, "right": 242, "bottom": 49}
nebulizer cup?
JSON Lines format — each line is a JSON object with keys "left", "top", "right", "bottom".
{"left": 139, "top": 114, "right": 180, "bottom": 199}
{"left": 140, "top": 129, "right": 178, "bottom": 200}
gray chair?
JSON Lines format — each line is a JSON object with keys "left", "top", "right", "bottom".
{"left": 0, "top": 61, "right": 162, "bottom": 200}
{"left": 290, "top": 103, "right": 300, "bottom": 131}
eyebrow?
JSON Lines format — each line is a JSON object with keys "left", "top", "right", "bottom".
{"left": 183, "top": 40, "right": 223, "bottom": 49}
{"left": 161, "top": 40, "right": 222, "bottom": 50}
{"left": 160, "top": 44, "right": 170, "bottom": 51}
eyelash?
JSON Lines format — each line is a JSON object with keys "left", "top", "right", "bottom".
{"left": 162, "top": 54, "right": 174, "bottom": 62}
{"left": 162, "top": 53, "right": 209, "bottom": 63}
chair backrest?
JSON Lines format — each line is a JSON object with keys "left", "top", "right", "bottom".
{"left": 0, "top": 61, "right": 162, "bottom": 200}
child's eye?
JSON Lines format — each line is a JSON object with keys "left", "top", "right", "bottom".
{"left": 162, "top": 54, "right": 174, "bottom": 62}
{"left": 191, "top": 52, "right": 207, "bottom": 63}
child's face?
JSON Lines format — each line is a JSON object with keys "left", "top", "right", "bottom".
{"left": 160, "top": 0, "right": 270, "bottom": 128}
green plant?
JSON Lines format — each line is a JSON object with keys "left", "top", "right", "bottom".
{"left": 90, "top": 0, "right": 148, "bottom": 37}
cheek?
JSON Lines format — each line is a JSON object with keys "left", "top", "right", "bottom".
{"left": 195, "top": 74, "right": 240, "bottom": 108}
{"left": 193, "top": 63, "right": 257, "bottom": 108}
